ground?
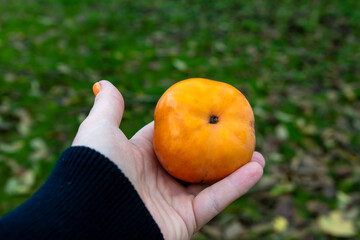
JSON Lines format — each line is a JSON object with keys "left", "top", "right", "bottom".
{"left": 0, "top": 0, "right": 359, "bottom": 239}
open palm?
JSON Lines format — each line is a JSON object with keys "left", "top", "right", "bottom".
{"left": 73, "top": 80, "right": 265, "bottom": 239}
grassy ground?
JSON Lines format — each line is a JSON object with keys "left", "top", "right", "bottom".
{"left": 1, "top": 0, "right": 359, "bottom": 239}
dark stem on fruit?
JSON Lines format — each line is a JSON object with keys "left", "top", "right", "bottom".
{"left": 209, "top": 115, "right": 219, "bottom": 124}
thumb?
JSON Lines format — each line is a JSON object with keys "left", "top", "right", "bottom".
{"left": 88, "top": 80, "right": 125, "bottom": 127}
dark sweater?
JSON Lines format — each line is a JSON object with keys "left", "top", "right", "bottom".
{"left": 0, "top": 146, "right": 164, "bottom": 240}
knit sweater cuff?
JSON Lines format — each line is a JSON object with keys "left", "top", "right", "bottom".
{"left": 0, "top": 146, "right": 164, "bottom": 240}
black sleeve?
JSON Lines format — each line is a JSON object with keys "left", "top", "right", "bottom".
{"left": 0, "top": 146, "right": 164, "bottom": 240}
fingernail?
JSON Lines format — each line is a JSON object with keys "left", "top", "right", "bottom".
{"left": 92, "top": 82, "right": 101, "bottom": 96}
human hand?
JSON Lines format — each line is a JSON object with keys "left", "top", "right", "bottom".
{"left": 72, "top": 80, "right": 265, "bottom": 240}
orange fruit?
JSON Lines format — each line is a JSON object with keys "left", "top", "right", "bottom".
{"left": 153, "top": 78, "right": 256, "bottom": 183}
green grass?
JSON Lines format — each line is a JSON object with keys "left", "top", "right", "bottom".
{"left": 1, "top": 0, "right": 360, "bottom": 239}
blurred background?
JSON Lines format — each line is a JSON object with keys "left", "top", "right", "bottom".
{"left": 0, "top": 0, "right": 359, "bottom": 239}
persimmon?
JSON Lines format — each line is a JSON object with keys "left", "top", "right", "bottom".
{"left": 153, "top": 78, "right": 256, "bottom": 183}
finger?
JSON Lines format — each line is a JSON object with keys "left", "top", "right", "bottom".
{"left": 130, "top": 121, "right": 154, "bottom": 145}
{"left": 193, "top": 162, "right": 263, "bottom": 229}
{"left": 186, "top": 183, "right": 209, "bottom": 196}
{"left": 87, "top": 80, "right": 125, "bottom": 127}
{"left": 250, "top": 151, "right": 265, "bottom": 168}
{"left": 186, "top": 152, "right": 265, "bottom": 196}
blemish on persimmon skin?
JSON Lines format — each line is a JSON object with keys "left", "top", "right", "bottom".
{"left": 250, "top": 120, "right": 255, "bottom": 129}
{"left": 250, "top": 120, "right": 255, "bottom": 135}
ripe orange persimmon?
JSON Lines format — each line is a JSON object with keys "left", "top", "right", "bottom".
{"left": 153, "top": 78, "right": 256, "bottom": 183}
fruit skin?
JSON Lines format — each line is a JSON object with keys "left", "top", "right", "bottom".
{"left": 153, "top": 78, "right": 256, "bottom": 183}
